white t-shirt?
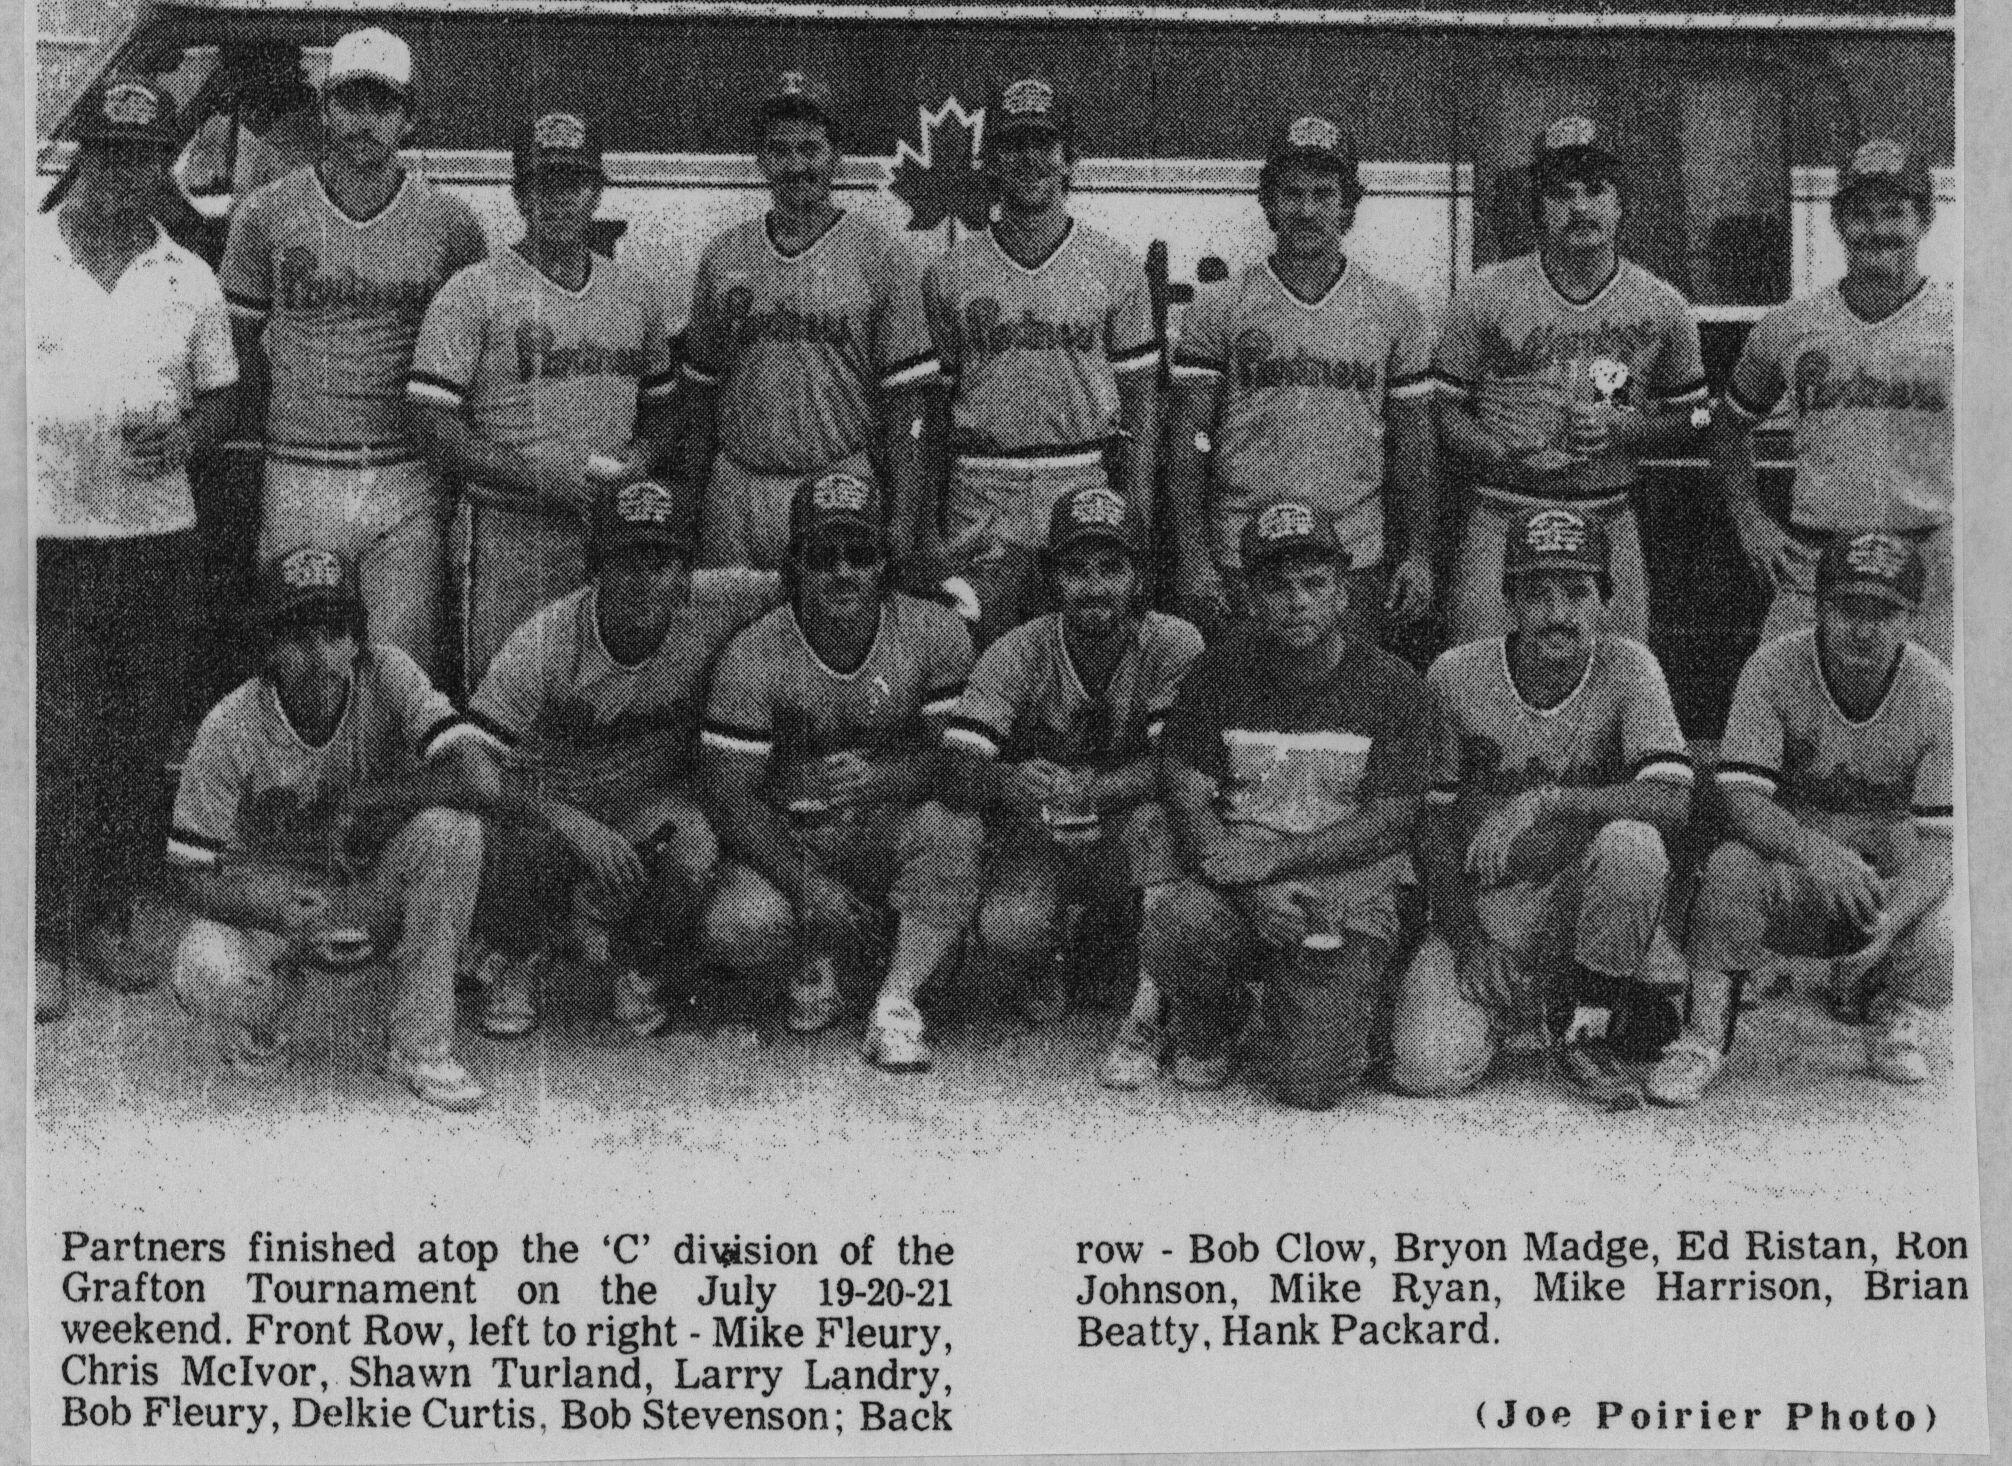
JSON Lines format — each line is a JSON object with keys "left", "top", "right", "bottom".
{"left": 30, "top": 212, "right": 239, "bottom": 539}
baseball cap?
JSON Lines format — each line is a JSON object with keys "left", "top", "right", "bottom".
{"left": 512, "top": 111, "right": 604, "bottom": 180}
{"left": 1265, "top": 115, "right": 1359, "bottom": 182}
{"left": 591, "top": 477, "right": 694, "bottom": 559}
{"left": 1240, "top": 495, "right": 1349, "bottom": 571}
{"left": 254, "top": 546, "right": 361, "bottom": 625}
{"left": 1816, "top": 529, "right": 1925, "bottom": 608}
{"left": 72, "top": 78, "right": 179, "bottom": 149}
{"left": 1837, "top": 138, "right": 1933, "bottom": 206}
{"left": 1503, "top": 505, "right": 1612, "bottom": 583}
{"left": 988, "top": 76, "right": 1070, "bottom": 143}
{"left": 1047, "top": 485, "right": 1144, "bottom": 561}
{"left": 792, "top": 469, "right": 886, "bottom": 546}
{"left": 759, "top": 70, "right": 837, "bottom": 128}
{"left": 325, "top": 28, "right": 413, "bottom": 97}
{"left": 1532, "top": 116, "right": 1620, "bottom": 183}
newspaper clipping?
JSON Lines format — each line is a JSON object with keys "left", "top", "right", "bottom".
{"left": 24, "top": 0, "right": 1988, "bottom": 1458}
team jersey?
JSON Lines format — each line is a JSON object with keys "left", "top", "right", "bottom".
{"left": 1726, "top": 279, "right": 1953, "bottom": 533}
{"left": 1433, "top": 254, "right": 1707, "bottom": 509}
{"left": 167, "top": 645, "right": 491, "bottom": 871}
{"left": 220, "top": 166, "right": 488, "bottom": 462}
{"left": 406, "top": 248, "right": 677, "bottom": 501}
{"left": 942, "top": 610, "right": 1203, "bottom": 766}
{"left": 1424, "top": 635, "right": 1693, "bottom": 832}
{"left": 1716, "top": 630, "right": 1952, "bottom": 852}
{"left": 469, "top": 570, "right": 780, "bottom": 819}
{"left": 702, "top": 592, "right": 973, "bottom": 806}
{"left": 925, "top": 220, "right": 1160, "bottom": 457}
{"left": 1172, "top": 259, "right": 1432, "bottom": 567}
{"left": 682, "top": 211, "right": 940, "bottom": 474}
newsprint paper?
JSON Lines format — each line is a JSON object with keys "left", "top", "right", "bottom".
{"left": 12, "top": 0, "right": 2007, "bottom": 1461}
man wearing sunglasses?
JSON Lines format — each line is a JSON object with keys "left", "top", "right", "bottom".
{"left": 938, "top": 485, "right": 1203, "bottom": 1086}
{"left": 702, "top": 470, "right": 982, "bottom": 1071}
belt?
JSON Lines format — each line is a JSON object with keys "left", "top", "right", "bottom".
{"left": 954, "top": 439, "right": 1107, "bottom": 470}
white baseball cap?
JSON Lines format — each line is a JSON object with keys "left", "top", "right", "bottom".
{"left": 325, "top": 28, "right": 413, "bottom": 96}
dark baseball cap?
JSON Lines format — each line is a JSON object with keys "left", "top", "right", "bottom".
{"left": 1816, "top": 529, "right": 1925, "bottom": 609}
{"left": 1504, "top": 505, "right": 1612, "bottom": 583}
{"left": 759, "top": 70, "right": 837, "bottom": 128}
{"left": 254, "top": 546, "right": 361, "bottom": 624}
{"left": 512, "top": 110, "right": 604, "bottom": 180}
{"left": 1241, "top": 495, "right": 1349, "bottom": 571}
{"left": 1837, "top": 138, "right": 1933, "bottom": 206}
{"left": 1266, "top": 115, "right": 1359, "bottom": 182}
{"left": 792, "top": 469, "right": 885, "bottom": 546}
{"left": 1047, "top": 485, "right": 1144, "bottom": 561}
{"left": 73, "top": 78, "right": 179, "bottom": 149}
{"left": 591, "top": 477, "right": 694, "bottom": 558}
{"left": 988, "top": 76, "right": 1070, "bottom": 143}
{"left": 1532, "top": 116, "right": 1620, "bottom": 184}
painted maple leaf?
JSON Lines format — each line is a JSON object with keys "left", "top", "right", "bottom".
{"left": 886, "top": 97, "right": 993, "bottom": 234}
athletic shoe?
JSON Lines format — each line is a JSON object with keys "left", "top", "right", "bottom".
{"left": 1100, "top": 1013, "right": 1163, "bottom": 1090}
{"left": 610, "top": 965, "right": 668, "bottom": 1039}
{"left": 1170, "top": 1048, "right": 1234, "bottom": 1090}
{"left": 81, "top": 915, "right": 158, "bottom": 993}
{"left": 228, "top": 1021, "right": 290, "bottom": 1078}
{"left": 863, "top": 1000, "right": 932, "bottom": 1073}
{"left": 480, "top": 950, "right": 542, "bottom": 1039}
{"left": 788, "top": 955, "right": 843, "bottom": 1034}
{"left": 1646, "top": 1038, "right": 1726, "bottom": 1108}
{"left": 381, "top": 1048, "right": 487, "bottom": 1111}
{"left": 1869, "top": 1001, "right": 1932, "bottom": 1085}
{"left": 1557, "top": 1039, "right": 1642, "bottom": 1110}
{"left": 1018, "top": 949, "right": 1071, "bottom": 1025}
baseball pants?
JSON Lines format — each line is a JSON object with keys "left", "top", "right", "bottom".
{"left": 700, "top": 449, "right": 875, "bottom": 572}
{"left": 947, "top": 453, "right": 1109, "bottom": 646}
{"left": 1451, "top": 498, "right": 1649, "bottom": 644}
{"left": 1687, "top": 840, "right": 1953, "bottom": 1010}
{"left": 170, "top": 807, "right": 484, "bottom": 1060}
{"left": 1760, "top": 523, "right": 1953, "bottom": 668}
{"left": 973, "top": 802, "right": 1179, "bottom": 962}
{"left": 261, "top": 457, "right": 447, "bottom": 684}
{"left": 456, "top": 495, "right": 587, "bottom": 699}
{"left": 1388, "top": 819, "right": 1671, "bottom": 1096}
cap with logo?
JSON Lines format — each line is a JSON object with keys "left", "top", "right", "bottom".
{"left": 591, "top": 477, "right": 695, "bottom": 558}
{"left": 1837, "top": 138, "right": 1933, "bottom": 206}
{"left": 987, "top": 77, "right": 1070, "bottom": 144}
{"left": 1046, "top": 484, "right": 1144, "bottom": 561}
{"left": 255, "top": 546, "right": 362, "bottom": 624}
{"left": 1265, "top": 115, "right": 1359, "bottom": 185}
{"left": 1240, "top": 495, "right": 1349, "bottom": 571}
{"left": 791, "top": 469, "right": 886, "bottom": 547}
{"left": 759, "top": 70, "right": 837, "bottom": 129}
{"left": 1816, "top": 529, "right": 1925, "bottom": 608}
{"left": 74, "top": 78, "right": 180, "bottom": 149}
{"left": 1532, "top": 116, "right": 1620, "bottom": 183}
{"left": 512, "top": 110, "right": 603, "bottom": 180}
{"left": 1503, "top": 504, "right": 1612, "bottom": 584}
{"left": 324, "top": 27, "right": 414, "bottom": 97}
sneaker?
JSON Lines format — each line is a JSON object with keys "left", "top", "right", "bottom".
{"left": 1558, "top": 1039, "right": 1642, "bottom": 1110}
{"left": 788, "top": 955, "right": 843, "bottom": 1034}
{"left": 1869, "top": 1002, "right": 1932, "bottom": 1085}
{"left": 81, "top": 916, "right": 159, "bottom": 993}
{"left": 481, "top": 951, "right": 542, "bottom": 1039}
{"left": 1018, "top": 950, "right": 1071, "bottom": 1025}
{"left": 1646, "top": 1038, "right": 1726, "bottom": 1108}
{"left": 1170, "top": 1048, "right": 1234, "bottom": 1090}
{"left": 1100, "top": 1014, "right": 1163, "bottom": 1090}
{"left": 863, "top": 1000, "right": 932, "bottom": 1073}
{"left": 35, "top": 955, "right": 69, "bottom": 1025}
{"left": 610, "top": 964, "right": 668, "bottom": 1039}
{"left": 381, "top": 1047, "right": 487, "bottom": 1111}
{"left": 228, "top": 1021, "right": 290, "bottom": 1078}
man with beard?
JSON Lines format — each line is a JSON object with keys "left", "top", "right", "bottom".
{"left": 1433, "top": 118, "right": 1708, "bottom": 644}
{"left": 1142, "top": 495, "right": 1429, "bottom": 1109}
{"left": 221, "top": 27, "right": 489, "bottom": 682}
{"left": 410, "top": 110, "right": 678, "bottom": 694}
{"left": 33, "top": 78, "right": 239, "bottom": 1020}
{"left": 702, "top": 470, "right": 981, "bottom": 1071}
{"left": 1716, "top": 141, "right": 1953, "bottom": 666}
{"left": 1649, "top": 531, "right": 1952, "bottom": 1104}
{"left": 922, "top": 76, "right": 1161, "bottom": 644}
{"left": 1390, "top": 505, "right": 1694, "bottom": 1109}
{"left": 938, "top": 485, "right": 1203, "bottom": 1086}
{"left": 1168, "top": 115, "right": 1437, "bottom": 643}
{"left": 681, "top": 74, "right": 940, "bottom": 572}
{"left": 467, "top": 479, "right": 779, "bottom": 1039}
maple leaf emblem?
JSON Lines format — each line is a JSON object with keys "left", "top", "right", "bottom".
{"left": 886, "top": 97, "right": 993, "bottom": 234}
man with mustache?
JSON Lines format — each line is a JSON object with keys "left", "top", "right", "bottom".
{"left": 1716, "top": 141, "right": 1953, "bottom": 666}
{"left": 681, "top": 74, "right": 940, "bottom": 573}
{"left": 1168, "top": 115, "right": 1437, "bottom": 644}
{"left": 1434, "top": 118, "right": 1707, "bottom": 645}
{"left": 1390, "top": 505, "right": 1694, "bottom": 1109}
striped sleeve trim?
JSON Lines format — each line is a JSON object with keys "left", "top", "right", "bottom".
{"left": 1913, "top": 804, "right": 1954, "bottom": 835}
{"left": 419, "top": 716, "right": 505, "bottom": 762}
{"left": 701, "top": 721, "right": 773, "bottom": 756}
{"left": 1388, "top": 371, "right": 1435, "bottom": 402}
{"left": 1110, "top": 340, "right": 1163, "bottom": 375}
{"left": 1169, "top": 349, "right": 1224, "bottom": 381}
{"left": 640, "top": 369, "right": 680, "bottom": 402}
{"left": 1725, "top": 382, "right": 1777, "bottom": 422}
{"left": 166, "top": 825, "right": 226, "bottom": 868}
{"left": 1426, "top": 784, "right": 1460, "bottom": 807}
{"left": 921, "top": 682, "right": 968, "bottom": 718}
{"left": 406, "top": 371, "right": 468, "bottom": 409}
{"left": 880, "top": 352, "right": 942, "bottom": 390}
{"left": 1632, "top": 751, "right": 1697, "bottom": 786}
{"left": 1716, "top": 761, "right": 1780, "bottom": 796}
{"left": 1654, "top": 378, "right": 1711, "bottom": 405}
{"left": 225, "top": 290, "right": 272, "bottom": 320}
{"left": 941, "top": 719, "right": 1001, "bottom": 758}
{"left": 1431, "top": 370, "right": 1472, "bottom": 401}
{"left": 680, "top": 360, "right": 722, "bottom": 387}
{"left": 465, "top": 707, "right": 519, "bottom": 749}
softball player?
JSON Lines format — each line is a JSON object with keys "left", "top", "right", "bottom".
{"left": 923, "top": 76, "right": 1161, "bottom": 644}
{"left": 220, "top": 28, "right": 488, "bottom": 683}
{"left": 1392, "top": 505, "right": 1694, "bottom": 1110}
{"left": 1433, "top": 117, "right": 1707, "bottom": 645}
{"left": 1716, "top": 140, "right": 1953, "bottom": 666}
{"left": 1169, "top": 115, "right": 1437, "bottom": 641}
{"left": 1650, "top": 531, "right": 1952, "bottom": 1105}
{"left": 938, "top": 485, "right": 1202, "bottom": 1085}
{"left": 409, "top": 110, "right": 678, "bottom": 695}
{"left": 166, "top": 547, "right": 500, "bottom": 1111}
{"left": 701, "top": 469, "right": 982, "bottom": 1072}
{"left": 681, "top": 73, "right": 941, "bottom": 572}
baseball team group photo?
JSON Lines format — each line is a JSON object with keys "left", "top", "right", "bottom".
{"left": 30, "top": 2, "right": 1959, "bottom": 1134}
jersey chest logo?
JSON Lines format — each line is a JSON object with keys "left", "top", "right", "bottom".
{"left": 956, "top": 297, "right": 1100, "bottom": 359}
{"left": 1230, "top": 329, "right": 1381, "bottom": 394}
{"left": 276, "top": 245, "right": 436, "bottom": 318}
{"left": 1791, "top": 350, "right": 1948, "bottom": 414}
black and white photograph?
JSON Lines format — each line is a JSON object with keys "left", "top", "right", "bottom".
{"left": 19, "top": 0, "right": 1991, "bottom": 1457}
